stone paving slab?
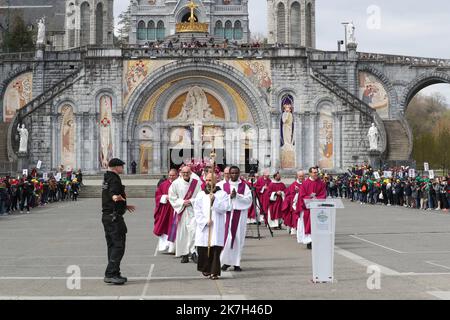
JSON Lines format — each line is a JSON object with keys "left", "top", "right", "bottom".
{"left": 0, "top": 198, "right": 449, "bottom": 300}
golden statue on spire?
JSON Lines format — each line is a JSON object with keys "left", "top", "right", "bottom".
{"left": 187, "top": 0, "right": 198, "bottom": 23}
{"left": 176, "top": 0, "right": 209, "bottom": 33}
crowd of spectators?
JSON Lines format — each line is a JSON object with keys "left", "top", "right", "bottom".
{"left": 0, "top": 169, "right": 83, "bottom": 216}
{"left": 322, "top": 165, "right": 449, "bottom": 212}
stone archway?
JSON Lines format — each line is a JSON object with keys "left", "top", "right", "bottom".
{"left": 123, "top": 60, "right": 271, "bottom": 173}
{"left": 400, "top": 72, "right": 450, "bottom": 110}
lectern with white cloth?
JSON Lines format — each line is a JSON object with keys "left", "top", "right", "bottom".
{"left": 304, "top": 199, "right": 344, "bottom": 283}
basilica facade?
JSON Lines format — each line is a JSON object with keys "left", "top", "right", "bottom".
{"left": 2, "top": 0, "right": 448, "bottom": 175}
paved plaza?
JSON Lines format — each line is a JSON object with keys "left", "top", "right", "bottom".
{"left": 0, "top": 198, "right": 449, "bottom": 300}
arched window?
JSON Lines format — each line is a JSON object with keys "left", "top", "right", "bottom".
{"left": 234, "top": 21, "right": 243, "bottom": 40}
{"left": 224, "top": 20, "right": 233, "bottom": 40}
{"left": 147, "top": 21, "right": 155, "bottom": 40}
{"left": 137, "top": 21, "right": 146, "bottom": 41}
{"left": 214, "top": 21, "right": 224, "bottom": 38}
{"left": 290, "top": 2, "right": 301, "bottom": 45}
{"left": 95, "top": 3, "right": 104, "bottom": 45}
{"left": 306, "top": 2, "right": 313, "bottom": 47}
{"left": 276, "top": 2, "right": 286, "bottom": 44}
{"left": 80, "top": 2, "right": 91, "bottom": 46}
{"left": 156, "top": 21, "right": 165, "bottom": 41}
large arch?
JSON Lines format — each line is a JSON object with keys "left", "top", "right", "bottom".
{"left": 124, "top": 60, "right": 271, "bottom": 141}
{"left": 400, "top": 71, "right": 450, "bottom": 110}
{"left": 123, "top": 60, "right": 271, "bottom": 171}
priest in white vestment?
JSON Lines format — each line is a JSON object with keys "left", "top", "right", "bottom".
{"left": 220, "top": 166, "right": 253, "bottom": 272}
{"left": 216, "top": 166, "right": 230, "bottom": 189}
{"left": 168, "top": 166, "right": 202, "bottom": 263}
{"left": 194, "top": 173, "right": 231, "bottom": 280}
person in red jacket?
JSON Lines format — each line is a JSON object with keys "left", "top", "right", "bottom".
{"left": 298, "top": 167, "right": 327, "bottom": 250}
{"left": 266, "top": 172, "right": 287, "bottom": 229}
{"left": 153, "top": 169, "right": 178, "bottom": 253}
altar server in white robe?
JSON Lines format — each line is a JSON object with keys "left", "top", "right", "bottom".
{"left": 168, "top": 166, "right": 202, "bottom": 263}
{"left": 220, "top": 166, "right": 253, "bottom": 272}
{"left": 194, "top": 173, "right": 231, "bottom": 280}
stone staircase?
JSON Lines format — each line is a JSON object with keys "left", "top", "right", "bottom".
{"left": 310, "top": 68, "right": 387, "bottom": 154}
{"left": 7, "top": 68, "right": 84, "bottom": 160}
{"left": 383, "top": 120, "right": 411, "bottom": 162}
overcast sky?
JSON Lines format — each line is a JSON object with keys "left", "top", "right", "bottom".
{"left": 114, "top": 0, "right": 450, "bottom": 104}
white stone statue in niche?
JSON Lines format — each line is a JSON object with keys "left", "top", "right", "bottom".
{"left": 367, "top": 123, "right": 379, "bottom": 150}
{"left": 174, "top": 86, "right": 221, "bottom": 121}
{"left": 17, "top": 124, "right": 29, "bottom": 153}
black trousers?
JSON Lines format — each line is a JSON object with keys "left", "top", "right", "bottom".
{"left": 197, "top": 246, "right": 223, "bottom": 276}
{"left": 102, "top": 214, "right": 127, "bottom": 278}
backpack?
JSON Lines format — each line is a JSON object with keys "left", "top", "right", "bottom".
{"left": 361, "top": 184, "right": 367, "bottom": 192}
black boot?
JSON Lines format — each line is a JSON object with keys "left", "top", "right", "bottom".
{"left": 307, "top": 243, "right": 312, "bottom": 250}
{"left": 104, "top": 276, "right": 126, "bottom": 285}
{"left": 191, "top": 252, "right": 198, "bottom": 264}
{"left": 221, "top": 264, "right": 230, "bottom": 271}
{"left": 181, "top": 255, "right": 189, "bottom": 263}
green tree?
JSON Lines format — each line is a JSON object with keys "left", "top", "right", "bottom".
{"left": 2, "top": 14, "right": 35, "bottom": 53}
{"left": 116, "top": 4, "right": 131, "bottom": 46}
{"left": 407, "top": 92, "right": 450, "bottom": 173}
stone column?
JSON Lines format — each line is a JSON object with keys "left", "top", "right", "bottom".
{"left": 75, "top": 113, "right": 83, "bottom": 170}
{"left": 271, "top": 112, "right": 280, "bottom": 171}
{"left": 295, "top": 112, "right": 303, "bottom": 169}
{"left": 153, "top": 125, "right": 162, "bottom": 174}
{"left": 161, "top": 127, "right": 169, "bottom": 173}
{"left": 193, "top": 122, "right": 202, "bottom": 160}
{"left": 112, "top": 113, "right": 123, "bottom": 161}
{"left": 225, "top": 125, "right": 233, "bottom": 168}
{"left": 334, "top": 113, "right": 343, "bottom": 171}
{"left": 51, "top": 112, "right": 59, "bottom": 171}
{"left": 258, "top": 126, "right": 270, "bottom": 172}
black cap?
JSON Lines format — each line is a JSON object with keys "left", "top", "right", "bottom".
{"left": 108, "top": 158, "right": 126, "bottom": 167}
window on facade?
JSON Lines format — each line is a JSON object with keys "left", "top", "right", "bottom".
{"left": 215, "top": 21, "right": 224, "bottom": 38}
{"left": 147, "top": 21, "right": 155, "bottom": 40}
{"left": 137, "top": 21, "right": 146, "bottom": 40}
{"left": 234, "top": 21, "right": 243, "bottom": 40}
{"left": 156, "top": 21, "right": 165, "bottom": 41}
{"left": 290, "top": 2, "right": 301, "bottom": 45}
{"left": 224, "top": 21, "right": 233, "bottom": 40}
{"left": 306, "top": 2, "right": 313, "bottom": 47}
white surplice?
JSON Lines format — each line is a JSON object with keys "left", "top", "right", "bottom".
{"left": 168, "top": 177, "right": 202, "bottom": 257}
{"left": 220, "top": 180, "right": 253, "bottom": 267}
{"left": 193, "top": 190, "right": 230, "bottom": 247}
{"left": 157, "top": 194, "right": 175, "bottom": 253}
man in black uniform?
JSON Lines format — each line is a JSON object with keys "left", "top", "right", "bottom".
{"left": 102, "top": 158, "right": 136, "bottom": 285}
